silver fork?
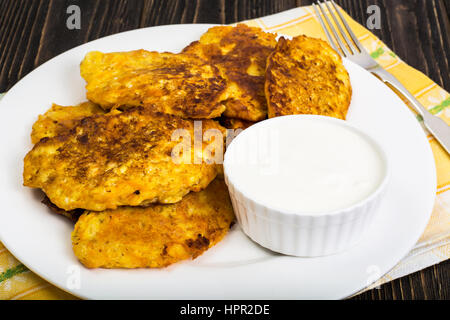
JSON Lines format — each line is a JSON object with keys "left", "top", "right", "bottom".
{"left": 313, "top": 0, "right": 450, "bottom": 154}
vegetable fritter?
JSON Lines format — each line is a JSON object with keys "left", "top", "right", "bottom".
{"left": 80, "top": 50, "right": 228, "bottom": 119}
{"left": 265, "top": 35, "right": 352, "bottom": 119}
{"left": 72, "top": 179, "right": 235, "bottom": 268}
{"left": 24, "top": 107, "right": 224, "bottom": 211}
{"left": 183, "top": 24, "right": 277, "bottom": 121}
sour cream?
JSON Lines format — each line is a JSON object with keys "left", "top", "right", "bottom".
{"left": 224, "top": 115, "right": 387, "bottom": 213}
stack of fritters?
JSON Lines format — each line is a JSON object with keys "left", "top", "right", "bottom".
{"left": 24, "top": 102, "right": 233, "bottom": 268}
{"left": 23, "top": 24, "right": 352, "bottom": 269}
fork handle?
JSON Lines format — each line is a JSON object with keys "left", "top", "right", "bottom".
{"left": 371, "top": 67, "right": 450, "bottom": 155}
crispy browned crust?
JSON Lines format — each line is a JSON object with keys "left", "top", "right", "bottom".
{"left": 41, "top": 195, "right": 84, "bottom": 222}
{"left": 31, "top": 102, "right": 105, "bottom": 144}
{"left": 80, "top": 50, "right": 228, "bottom": 119}
{"left": 24, "top": 107, "right": 224, "bottom": 211}
{"left": 219, "top": 116, "right": 255, "bottom": 130}
{"left": 183, "top": 24, "right": 277, "bottom": 121}
{"left": 72, "top": 179, "right": 235, "bottom": 268}
{"left": 265, "top": 35, "right": 352, "bottom": 120}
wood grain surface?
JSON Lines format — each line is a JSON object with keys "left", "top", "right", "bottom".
{"left": 0, "top": 0, "right": 448, "bottom": 300}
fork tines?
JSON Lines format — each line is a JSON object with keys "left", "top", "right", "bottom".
{"left": 312, "top": 0, "right": 363, "bottom": 57}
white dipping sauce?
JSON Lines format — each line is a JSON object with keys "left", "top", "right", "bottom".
{"left": 225, "top": 116, "right": 386, "bottom": 213}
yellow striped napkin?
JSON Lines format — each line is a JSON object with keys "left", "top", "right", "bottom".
{"left": 1, "top": 4, "right": 449, "bottom": 299}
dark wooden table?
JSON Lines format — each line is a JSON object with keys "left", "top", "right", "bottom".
{"left": 0, "top": 0, "right": 449, "bottom": 300}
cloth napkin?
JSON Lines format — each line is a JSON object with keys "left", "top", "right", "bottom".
{"left": 1, "top": 4, "right": 449, "bottom": 299}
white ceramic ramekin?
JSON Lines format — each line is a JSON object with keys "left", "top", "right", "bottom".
{"left": 223, "top": 115, "right": 389, "bottom": 257}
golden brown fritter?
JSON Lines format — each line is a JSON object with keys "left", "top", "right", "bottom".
{"left": 72, "top": 179, "right": 235, "bottom": 269}
{"left": 24, "top": 107, "right": 225, "bottom": 211}
{"left": 80, "top": 50, "right": 228, "bottom": 119}
{"left": 265, "top": 35, "right": 352, "bottom": 119}
{"left": 31, "top": 102, "right": 106, "bottom": 144}
{"left": 183, "top": 24, "right": 277, "bottom": 121}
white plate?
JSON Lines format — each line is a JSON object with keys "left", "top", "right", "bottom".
{"left": 0, "top": 24, "right": 436, "bottom": 299}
